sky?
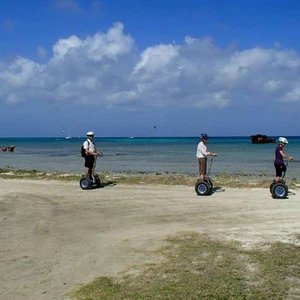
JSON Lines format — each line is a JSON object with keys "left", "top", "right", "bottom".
{"left": 1, "top": 0, "right": 300, "bottom": 137}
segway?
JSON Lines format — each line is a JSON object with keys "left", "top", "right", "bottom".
{"left": 80, "top": 156, "right": 101, "bottom": 190}
{"left": 195, "top": 157, "right": 215, "bottom": 196}
{"left": 270, "top": 161, "right": 289, "bottom": 199}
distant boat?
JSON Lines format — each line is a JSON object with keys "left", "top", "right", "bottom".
{"left": 250, "top": 134, "right": 276, "bottom": 144}
{"left": 7, "top": 145, "right": 15, "bottom": 151}
{"left": 129, "top": 136, "right": 135, "bottom": 139}
{"left": 63, "top": 129, "right": 72, "bottom": 140}
{"left": 1, "top": 145, "right": 15, "bottom": 152}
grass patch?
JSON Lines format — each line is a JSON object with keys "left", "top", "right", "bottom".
{"left": 69, "top": 233, "right": 300, "bottom": 300}
{"left": 0, "top": 167, "right": 104, "bottom": 182}
{"left": 0, "top": 168, "right": 78, "bottom": 181}
{"left": 95, "top": 172, "right": 300, "bottom": 189}
{"left": 0, "top": 167, "right": 299, "bottom": 189}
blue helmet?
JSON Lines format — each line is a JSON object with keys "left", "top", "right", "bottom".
{"left": 201, "top": 133, "right": 209, "bottom": 140}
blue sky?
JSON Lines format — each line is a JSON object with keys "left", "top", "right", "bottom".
{"left": 1, "top": 0, "right": 300, "bottom": 137}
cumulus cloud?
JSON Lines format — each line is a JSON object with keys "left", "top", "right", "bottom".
{"left": 37, "top": 46, "right": 48, "bottom": 60}
{"left": 193, "top": 91, "right": 229, "bottom": 109}
{"left": 133, "top": 44, "right": 179, "bottom": 75}
{"left": 1, "top": 22, "right": 300, "bottom": 110}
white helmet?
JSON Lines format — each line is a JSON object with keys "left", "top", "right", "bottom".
{"left": 86, "top": 131, "right": 95, "bottom": 136}
{"left": 279, "top": 137, "right": 288, "bottom": 144}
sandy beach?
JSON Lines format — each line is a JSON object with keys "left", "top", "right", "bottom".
{"left": 1, "top": 178, "right": 299, "bottom": 300}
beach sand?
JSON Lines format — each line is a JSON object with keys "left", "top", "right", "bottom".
{"left": 1, "top": 179, "right": 299, "bottom": 300}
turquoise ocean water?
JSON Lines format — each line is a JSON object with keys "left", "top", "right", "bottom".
{"left": 0, "top": 137, "right": 299, "bottom": 178}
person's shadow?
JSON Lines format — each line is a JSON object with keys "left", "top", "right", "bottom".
{"left": 211, "top": 186, "right": 225, "bottom": 195}
{"left": 97, "top": 181, "right": 117, "bottom": 189}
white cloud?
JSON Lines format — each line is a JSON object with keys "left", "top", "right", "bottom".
{"left": 107, "top": 91, "right": 138, "bottom": 106}
{"left": 52, "top": 23, "right": 133, "bottom": 61}
{"left": 193, "top": 91, "right": 230, "bottom": 108}
{"left": 263, "top": 80, "right": 285, "bottom": 92}
{"left": 0, "top": 57, "right": 41, "bottom": 89}
{"left": 6, "top": 93, "right": 19, "bottom": 104}
{"left": 281, "top": 87, "right": 300, "bottom": 102}
{"left": 37, "top": 46, "right": 47, "bottom": 60}
{"left": 1, "top": 22, "right": 300, "bottom": 110}
{"left": 133, "top": 44, "right": 179, "bottom": 74}
{"left": 53, "top": 35, "right": 83, "bottom": 58}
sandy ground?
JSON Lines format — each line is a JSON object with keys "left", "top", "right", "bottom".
{"left": 1, "top": 178, "right": 299, "bottom": 300}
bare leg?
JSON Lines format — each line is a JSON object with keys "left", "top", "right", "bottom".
{"left": 199, "top": 158, "right": 207, "bottom": 181}
{"left": 86, "top": 168, "right": 92, "bottom": 177}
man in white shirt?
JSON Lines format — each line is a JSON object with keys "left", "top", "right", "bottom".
{"left": 83, "top": 131, "right": 102, "bottom": 178}
{"left": 196, "top": 133, "right": 217, "bottom": 180}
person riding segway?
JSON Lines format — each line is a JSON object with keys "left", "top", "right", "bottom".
{"left": 80, "top": 131, "right": 103, "bottom": 190}
{"left": 195, "top": 134, "right": 217, "bottom": 195}
{"left": 270, "top": 137, "right": 293, "bottom": 199}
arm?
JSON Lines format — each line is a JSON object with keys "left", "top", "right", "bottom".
{"left": 208, "top": 152, "right": 218, "bottom": 157}
{"left": 205, "top": 147, "right": 217, "bottom": 157}
{"left": 86, "top": 149, "right": 96, "bottom": 156}
{"left": 93, "top": 143, "right": 103, "bottom": 156}
{"left": 279, "top": 150, "right": 293, "bottom": 161}
{"left": 198, "top": 143, "right": 217, "bottom": 157}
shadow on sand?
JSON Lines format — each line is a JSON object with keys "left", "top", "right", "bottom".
{"left": 97, "top": 181, "right": 117, "bottom": 189}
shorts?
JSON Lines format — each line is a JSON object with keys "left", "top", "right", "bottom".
{"left": 274, "top": 163, "right": 286, "bottom": 177}
{"left": 198, "top": 157, "right": 207, "bottom": 175}
{"left": 85, "top": 155, "right": 95, "bottom": 168}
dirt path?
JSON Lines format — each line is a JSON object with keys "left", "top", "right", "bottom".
{"left": 1, "top": 179, "right": 299, "bottom": 300}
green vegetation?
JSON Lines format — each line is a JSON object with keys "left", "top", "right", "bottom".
{"left": 69, "top": 233, "right": 300, "bottom": 300}
{"left": 1, "top": 167, "right": 299, "bottom": 189}
{"left": 0, "top": 167, "right": 80, "bottom": 181}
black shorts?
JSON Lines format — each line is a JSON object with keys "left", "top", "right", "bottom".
{"left": 85, "top": 155, "right": 95, "bottom": 168}
{"left": 274, "top": 163, "right": 286, "bottom": 177}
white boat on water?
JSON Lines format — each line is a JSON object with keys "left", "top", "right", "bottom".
{"left": 63, "top": 129, "right": 72, "bottom": 140}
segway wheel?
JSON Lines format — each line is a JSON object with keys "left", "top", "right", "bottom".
{"left": 195, "top": 180, "right": 210, "bottom": 196}
{"left": 80, "top": 177, "right": 92, "bottom": 190}
{"left": 269, "top": 181, "right": 276, "bottom": 193}
{"left": 272, "top": 183, "right": 288, "bottom": 199}
{"left": 94, "top": 174, "right": 101, "bottom": 188}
